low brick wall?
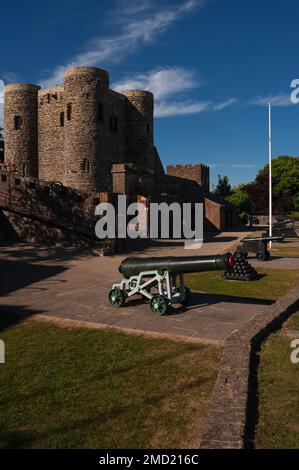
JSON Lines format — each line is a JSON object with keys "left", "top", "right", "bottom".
{"left": 200, "top": 284, "right": 299, "bottom": 449}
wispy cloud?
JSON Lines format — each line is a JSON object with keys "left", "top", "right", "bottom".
{"left": 250, "top": 94, "right": 292, "bottom": 107}
{"left": 112, "top": 66, "right": 201, "bottom": 99}
{"left": 231, "top": 164, "right": 257, "bottom": 168}
{"left": 113, "top": 66, "right": 237, "bottom": 117}
{"left": 155, "top": 100, "right": 212, "bottom": 117}
{"left": 213, "top": 98, "right": 238, "bottom": 111}
{"left": 41, "top": 0, "right": 204, "bottom": 87}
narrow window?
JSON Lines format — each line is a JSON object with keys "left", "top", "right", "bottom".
{"left": 66, "top": 103, "right": 72, "bottom": 121}
{"left": 110, "top": 116, "right": 118, "bottom": 132}
{"left": 60, "top": 111, "right": 65, "bottom": 127}
{"left": 22, "top": 163, "right": 29, "bottom": 176}
{"left": 97, "top": 104, "right": 104, "bottom": 122}
{"left": 1, "top": 174, "right": 7, "bottom": 182}
{"left": 147, "top": 123, "right": 150, "bottom": 134}
{"left": 80, "top": 159, "right": 90, "bottom": 173}
{"left": 14, "top": 115, "right": 22, "bottom": 130}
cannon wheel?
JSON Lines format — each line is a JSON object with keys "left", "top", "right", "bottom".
{"left": 266, "top": 250, "right": 271, "bottom": 260}
{"left": 109, "top": 288, "right": 126, "bottom": 307}
{"left": 150, "top": 295, "right": 169, "bottom": 315}
{"left": 256, "top": 252, "right": 267, "bottom": 261}
{"left": 181, "top": 287, "right": 192, "bottom": 306}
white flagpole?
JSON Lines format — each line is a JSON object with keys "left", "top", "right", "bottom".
{"left": 268, "top": 103, "right": 272, "bottom": 249}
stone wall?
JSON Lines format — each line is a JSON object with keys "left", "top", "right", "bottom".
{"left": 0, "top": 168, "right": 113, "bottom": 248}
{"left": 0, "top": 140, "right": 4, "bottom": 163}
{"left": 4, "top": 83, "right": 40, "bottom": 177}
{"left": 38, "top": 85, "right": 65, "bottom": 183}
{"left": 201, "top": 285, "right": 299, "bottom": 449}
{"left": 167, "top": 163, "right": 210, "bottom": 191}
{"left": 4, "top": 66, "right": 157, "bottom": 194}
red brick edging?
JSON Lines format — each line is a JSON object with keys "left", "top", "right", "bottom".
{"left": 200, "top": 284, "right": 299, "bottom": 449}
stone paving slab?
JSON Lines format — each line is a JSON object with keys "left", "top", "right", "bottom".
{"left": 249, "top": 255, "right": 298, "bottom": 270}
{"left": 0, "top": 230, "right": 275, "bottom": 344}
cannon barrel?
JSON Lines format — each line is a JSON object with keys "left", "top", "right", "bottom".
{"left": 242, "top": 236, "right": 282, "bottom": 242}
{"left": 119, "top": 253, "right": 233, "bottom": 279}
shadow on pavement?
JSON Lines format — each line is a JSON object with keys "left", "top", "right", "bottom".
{"left": 0, "top": 260, "right": 68, "bottom": 296}
{"left": 0, "top": 304, "right": 45, "bottom": 332}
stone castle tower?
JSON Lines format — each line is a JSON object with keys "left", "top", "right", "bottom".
{"left": 4, "top": 66, "right": 155, "bottom": 192}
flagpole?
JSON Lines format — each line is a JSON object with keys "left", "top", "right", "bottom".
{"left": 268, "top": 103, "right": 272, "bottom": 249}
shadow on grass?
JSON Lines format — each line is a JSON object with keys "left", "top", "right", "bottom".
{"left": 0, "top": 375, "right": 210, "bottom": 449}
{"left": 244, "top": 299, "right": 299, "bottom": 448}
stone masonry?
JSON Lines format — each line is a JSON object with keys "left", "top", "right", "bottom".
{"left": 167, "top": 163, "right": 210, "bottom": 191}
{"left": 4, "top": 66, "right": 156, "bottom": 193}
{"left": 2, "top": 65, "right": 236, "bottom": 236}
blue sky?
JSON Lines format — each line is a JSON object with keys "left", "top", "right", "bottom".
{"left": 1, "top": 0, "right": 299, "bottom": 187}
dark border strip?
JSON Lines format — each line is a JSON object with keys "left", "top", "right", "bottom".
{"left": 200, "top": 284, "right": 299, "bottom": 449}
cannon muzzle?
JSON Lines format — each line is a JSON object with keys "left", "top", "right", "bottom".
{"left": 119, "top": 253, "right": 233, "bottom": 279}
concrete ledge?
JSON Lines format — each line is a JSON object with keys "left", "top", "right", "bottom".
{"left": 200, "top": 284, "right": 299, "bottom": 449}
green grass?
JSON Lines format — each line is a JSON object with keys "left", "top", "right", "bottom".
{"left": 288, "top": 212, "right": 299, "bottom": 220}
{"left": 255, "top": 311, "right": 299, "bottom": 448}
{"left": 186, "top": 268, "right": 299, "bottom": 301}
{"left": 0, "top": 313, "right": 222, "bottom": 449}
{"left": 270, "top": 244, "right": 299, "bottom": 257}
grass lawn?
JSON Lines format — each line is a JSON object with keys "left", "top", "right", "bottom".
{"left": 186, "top": 268, "right": 299, "bottom": 301}
{"left": 255, "top": 310, "right": 299, "bottom": 448}
{"left": 270, "top": 243, "right": 299, "bottom": 258}
{"left": 0, "top": 313, "right": 222, "bottom": 449}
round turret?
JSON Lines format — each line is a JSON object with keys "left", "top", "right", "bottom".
{"left": 122, "top": 90, "right": 154, "bottom": 170}
{"left": 63, "top": 66, "right": 109, "bottom": 191}
{"left": 4, "top": 83, "right": 40, "bottom": 177}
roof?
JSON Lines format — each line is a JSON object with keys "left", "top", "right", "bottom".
{"left": 197, "top": 188, "right": 236, "bottom": 208}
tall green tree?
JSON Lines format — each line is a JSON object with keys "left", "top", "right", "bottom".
{"left": 226, "top": 190, "right": 251, "bottom": 219}
{"left": 214, "top": 175, "right": 232, "bottom": 198}
{"left": 243, "top": 156, "right": 299, "bottom": 212}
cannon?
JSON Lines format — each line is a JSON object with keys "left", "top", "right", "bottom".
{"left": 236, "top": 236, "right": 283, "bottom": 261}
{"left": 109, "top": 253, "right": 233, "bottom": 315}
{"left": 264, "top": 217, "right": 298, "bottom": 239}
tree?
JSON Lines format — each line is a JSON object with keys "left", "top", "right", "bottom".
{"left": 214, "top": 175, "right": 232, "bottom": 198}
{"left": 243, "top": 156, "right": 299, "bottom": 213}
{"left": 226, "top": 190, "right": 251, "bottom": 219}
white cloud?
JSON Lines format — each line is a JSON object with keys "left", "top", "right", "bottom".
{"left": 41, "top": 0, "right": 204, "bottom": 87}
{"left": 112, "top": 66, "right": 201, "bottom": 99}
{"left": 117, "top": 0, "right": 153, "bottom": 16}
{"left": 250, "top": 94, "right": 292, "bottom": 107}
{"left": 155, "top": 100, "right": 212, "bottom": 117}
{"left": 212, "top": 98, "right": 238, "bottom": 111}
{"left": 113, "top": 66, "right": 237, "bottom": 117}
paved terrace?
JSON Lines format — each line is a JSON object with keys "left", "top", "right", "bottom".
{"left": 1, "top": 229, "right": 295, "bottom": 344}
